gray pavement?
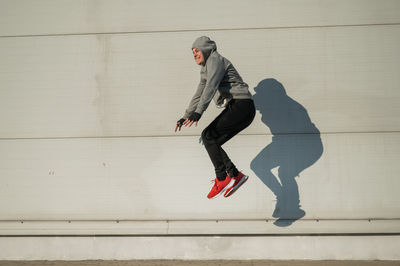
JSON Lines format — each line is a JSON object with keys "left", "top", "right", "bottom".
{"left": 0, "top": 261, "right": 399, "bottom": 266}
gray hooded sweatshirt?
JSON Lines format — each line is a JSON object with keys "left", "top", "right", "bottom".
{"left": 184, "top": 36, "right": 252, "bottom": 119}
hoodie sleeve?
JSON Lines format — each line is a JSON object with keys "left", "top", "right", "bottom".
{"left": 183, "top": 75, "right": 206, "bottom": 119}
{"left": 194, "top": 56, "right": 225, "bottom": 115}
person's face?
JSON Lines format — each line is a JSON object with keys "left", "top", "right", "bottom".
{"left": 192, "top": 48, "right": 205, "bottom": 65}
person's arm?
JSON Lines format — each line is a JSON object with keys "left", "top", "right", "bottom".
{"left": 181, "top": 57, "right": 225, "bottom": 128}
{"left": 194, "top": 56, "right": 225, "bottom": 115}
{"left": 175, "top": 56, "right": 225, "bottom": 131}
{"left": 174, "top": 75, "right": 206, "bottom": 132}
{"left": 183, "top": 76, "right": 206, "bottom": 119}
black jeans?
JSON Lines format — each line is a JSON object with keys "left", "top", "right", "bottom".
{"left": 201, "top": 99, "right": 256, "bottom": 180}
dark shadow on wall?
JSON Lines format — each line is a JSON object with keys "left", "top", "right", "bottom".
{"left": 250, "top": 79, "right": 323, "bottom": 227}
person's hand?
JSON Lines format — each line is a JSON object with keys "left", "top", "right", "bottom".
{"left": 183, "top": 112, "right": 201, "bottom": 128}
{"left": 174, "top": 118, "right": 185, "bottom": 132}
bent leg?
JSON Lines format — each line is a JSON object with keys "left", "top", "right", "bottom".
{"left": 202, "top": 99, "right": 255, "bottom": 179}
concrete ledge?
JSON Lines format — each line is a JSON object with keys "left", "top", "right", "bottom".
{"left": 0, "top": 236, "right": 399, "bottom": 260}
{"left": 0, "top": 260, "right": 399, "bottom": 266}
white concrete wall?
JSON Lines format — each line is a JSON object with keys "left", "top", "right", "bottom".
{"left": 0, "top": 0, "right": 400, "bottom": 260}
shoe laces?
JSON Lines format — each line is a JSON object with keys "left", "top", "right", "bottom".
{"left": 210, "top": 178, "right": 220, "bottom": 189}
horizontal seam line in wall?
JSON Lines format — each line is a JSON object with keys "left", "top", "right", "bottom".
{"left": 0, "top": 131, "right": 399, "bottom": 141}
{"left": 1, "top": 233, "right": 400, "bottom": 237}
{"left": 1, "top": 218, "right": 399, "bottom": 222}
{"left": 0, "top": 23, "right": 399, "bottom": 38}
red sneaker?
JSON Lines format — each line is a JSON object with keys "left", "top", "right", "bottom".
{"left": 207, "top": 177, "right": 234, "bottom": 199}
{"left": 224, "top": 172, "right": 248, "bottom": 197}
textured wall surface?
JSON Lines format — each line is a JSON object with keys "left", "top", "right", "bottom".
{"left": 1, "top": 0, "right": 400, "bottom": 242}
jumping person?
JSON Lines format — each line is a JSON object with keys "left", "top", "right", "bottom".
{"left": 174, "top": 36, "right": 256, "bottom": 199}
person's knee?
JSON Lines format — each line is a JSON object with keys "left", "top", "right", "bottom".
{"left": 201, "top": 128, "right": 211, "bottom": 145}
{"left": 202, "top": 125, "right": 223, "bottom": 146}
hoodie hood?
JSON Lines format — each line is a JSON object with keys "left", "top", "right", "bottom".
{"left": 192, "top": 36, "right": 217, "bottom": 63}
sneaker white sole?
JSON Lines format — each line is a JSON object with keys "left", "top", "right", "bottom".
{"left": 208, "top": 178, "right": 235, "bottom": 199}
{"left": 224, "top": 175, "right": 248, "bottom": 197}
